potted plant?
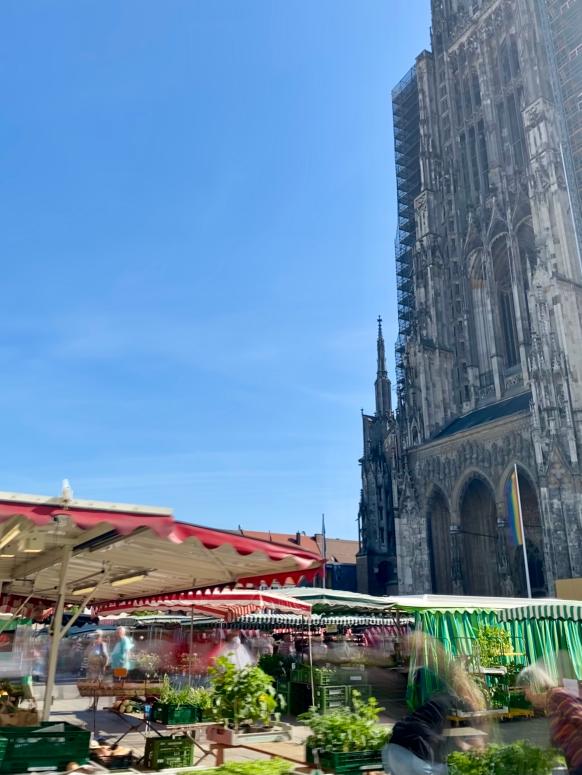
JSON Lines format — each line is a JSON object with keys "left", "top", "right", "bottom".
{"left": 152, "top": 676, "right": 212, "bottom": 725}
{"left": 206, "top": 657, "right": 290, "bottom": 745}
{"left": 448, "top": 741, "right": 564, "bottom": 775}
{"left": 300, "top": 691, "right": 389, "bottom": 773}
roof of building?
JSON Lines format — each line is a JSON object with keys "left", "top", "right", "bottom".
{"left": 236, "top": 530, "right": 320, "bottom": 556}
{"left": 235, "top": 530, "right": 359, "bottom": 565}
{"left": 432, "top": 390, "right": 531, "bottom": 440}
{"left": 314, "top": 534, "right": 359, "bottom": 564}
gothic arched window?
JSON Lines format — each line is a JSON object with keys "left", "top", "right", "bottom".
{"left": 493, "top": 238, "right": 520, "bottom": 368}
{"left": 469, "top": 250, "right": 495, "bottom": 381}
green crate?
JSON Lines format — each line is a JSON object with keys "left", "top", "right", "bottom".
{"left": 307, "top": 745, "right": 383, "bottom": 773}
{"left": 0, "top": 722, "right": 90, "bottom": 773}
{"left": 316, "top": 685, "right": 350, "bottom": 713}
{"left": 291, "top": 665, "right": 337, "bottom": 685}
{"left": 144, "top": 735, "right": 194, "bottom": 769}
{"left": 337, "top": 666, "right": 366, "bottom": 684}
{"left": 152, "top": 701, "right": 201, "bottom": 725}
{"left": 316, "top": 685, "right": 349, "bottom": 701}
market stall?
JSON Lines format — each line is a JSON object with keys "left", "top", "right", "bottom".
{"left": 386, "top": 593, "right": 582, "bottom": 710}
{"left": 498, "top": 600, "right": 582, "bottom": 680}
{"left": 0, "top": 489, "right": 321, "bottom": 726}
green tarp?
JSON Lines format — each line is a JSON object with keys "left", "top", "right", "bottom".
{"left": 408, "top": 608, "right": 582, "bottom": 707}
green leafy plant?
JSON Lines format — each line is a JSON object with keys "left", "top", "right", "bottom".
{"left": 299, "top": 692, "right": 389, "bottom": 753}
{"left": 159, "top": 675, "right": 212, "bottom": 708}
{"left": 208, "top": 656, "right": 281, "bottom": 730}
{"left": 448, "top": 741, "right": 564, "bottom": 775}
{"left": 474, "top": 625, "right": 512, "bottom": 667}
{"left": 186, "top": 758, "right": 293, "bottom": 775}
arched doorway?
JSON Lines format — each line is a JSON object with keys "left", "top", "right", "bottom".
{"left": 427, "top": 489, "right": 453, "bottom": 593}
{"left": 507, "top": 470, "right": 546, "bottom": 596}
{"left": 459, "top": 476, "right": 500, "bottom": 595}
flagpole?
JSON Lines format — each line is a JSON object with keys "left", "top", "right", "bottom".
{"left": 514, "top": 464, "right": 532, "bottom": 598}
{"left": 321, "top": 514, "right": 327, "bottom": 590}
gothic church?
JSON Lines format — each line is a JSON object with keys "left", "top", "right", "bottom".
{"left": 357, "top": 0, "right": 582, "bottom": 597}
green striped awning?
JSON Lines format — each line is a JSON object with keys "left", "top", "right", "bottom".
{"left": 499, "top": 602, "right": 582, "bottom": 622}
{"left": 281, "top": 587, "right": 393, "bottom": 613}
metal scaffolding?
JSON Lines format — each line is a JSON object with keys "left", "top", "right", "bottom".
{"left": 392, "top": 66, "right": 421, "bottom": 397}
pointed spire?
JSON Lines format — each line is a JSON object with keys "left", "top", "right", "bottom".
{"left": 377, "top": 315, "right": 387, "bottom": 378}
{"left": 374, "top": 316, "right": 392, "bottom": 417}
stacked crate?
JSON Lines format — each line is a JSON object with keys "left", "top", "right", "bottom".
{"left": 289, "top": 665, "right": 375, "bottom": 715}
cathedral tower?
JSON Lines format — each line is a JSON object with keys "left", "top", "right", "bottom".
{"left": 358, "top": 0, "right": 582, "bottom": 596}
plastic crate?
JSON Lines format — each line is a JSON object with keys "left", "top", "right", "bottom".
{"left": 291, "top": 665, "right": 336, "bottom": 685}
{"left": 316, "top": 685, "right": 350, "bottom": 713}
{"left": 0, "top": 722, "right": 90, "bottom": 774}
{"left": 151, "top": 701, "right": 201, "bottom": 725}
{"left": 337, "top": 667, "right": 366, "bottom": 684}
{"left": 144, "top": 735, "right": 194, "bottom": 769}
{"left": 307, "top": 745, "right": 383, "bottom": 773}
{"left": 316, "top": 685, "right": 349, "bottom": 701}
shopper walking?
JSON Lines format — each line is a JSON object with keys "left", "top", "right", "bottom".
{"left": 517, "top": 665, "right": 582, "bottom": 775}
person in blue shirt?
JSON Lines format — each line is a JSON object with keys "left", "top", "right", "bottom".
{"left": 110, "top": 627, "right": 132, "bottom": 680}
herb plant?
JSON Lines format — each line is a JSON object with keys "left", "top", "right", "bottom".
{"left": 208, "top": 656, "right": 281, "bottom": 730}
{"left": 159, "top": 675, "right": 212, "bottom": 708}
{"left": 299, "top": 692, "right": 389, "bottom": 753}
{"left": 448, "top": 741, "right": 564, "bottom": 775}
{"left": 187, "top": 758, "right": 293, "bottom": 775}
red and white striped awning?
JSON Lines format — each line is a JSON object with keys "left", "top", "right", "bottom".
{"left": 0, "top": 491, "right": 322, "bottom": 608}
{"left": 94, "top": 589, "right": 312, "bottom": 621}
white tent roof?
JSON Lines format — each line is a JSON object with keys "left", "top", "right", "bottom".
{"left": 385, "top": 594, "right": 575, "bottom": 613}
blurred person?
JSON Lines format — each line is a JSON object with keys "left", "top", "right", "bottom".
{"left": 85, "top": 631, "right": 108, "bottom": 680}
{"left": 277, "top": 633, "right": 295, "bottom": 658}
{"left": 517, "top": 665, "right": 582, "bottom": 774}
{"left": 256, "top": 632, "right": 274, "bottom": 657}
{"left": 383, "top": 635, "right": 486, "bottom": 774}
{"left": 383, "top": 692, "right": 456, "bottom": 774}
{"left": 222, "top": 634, "right": 254, "bottom": 669}
{"left": 110, "top": 626, "right": 133, "bottom": 680}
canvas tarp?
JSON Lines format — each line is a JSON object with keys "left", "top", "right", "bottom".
{"left": 410, "top": 606, "right": 582, "bottom": 707}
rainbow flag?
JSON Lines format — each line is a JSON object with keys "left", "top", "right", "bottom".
{"left": 505, "top": 468, "right": 523, "bottom": 546}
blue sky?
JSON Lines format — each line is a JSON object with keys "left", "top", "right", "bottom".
{"left": 0, "top": 1, "right": 430, "bottom": 538}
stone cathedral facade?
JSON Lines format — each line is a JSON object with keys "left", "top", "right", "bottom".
{"left": 357, "top": 0, "right": 582, "bottom": 597}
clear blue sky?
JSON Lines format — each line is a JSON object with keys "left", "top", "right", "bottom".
{"left": 0, "top": 1, "right": 430, "bottom": 538}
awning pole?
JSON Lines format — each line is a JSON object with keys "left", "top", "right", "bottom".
{"left": 42, "top": 546, "right": 71, "bottom": 721}
{"left": 189, "top": 607, "right": 194, "bottom": 686}
{"left": 306, "top": 616, "right": 315, "bottom": 707}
